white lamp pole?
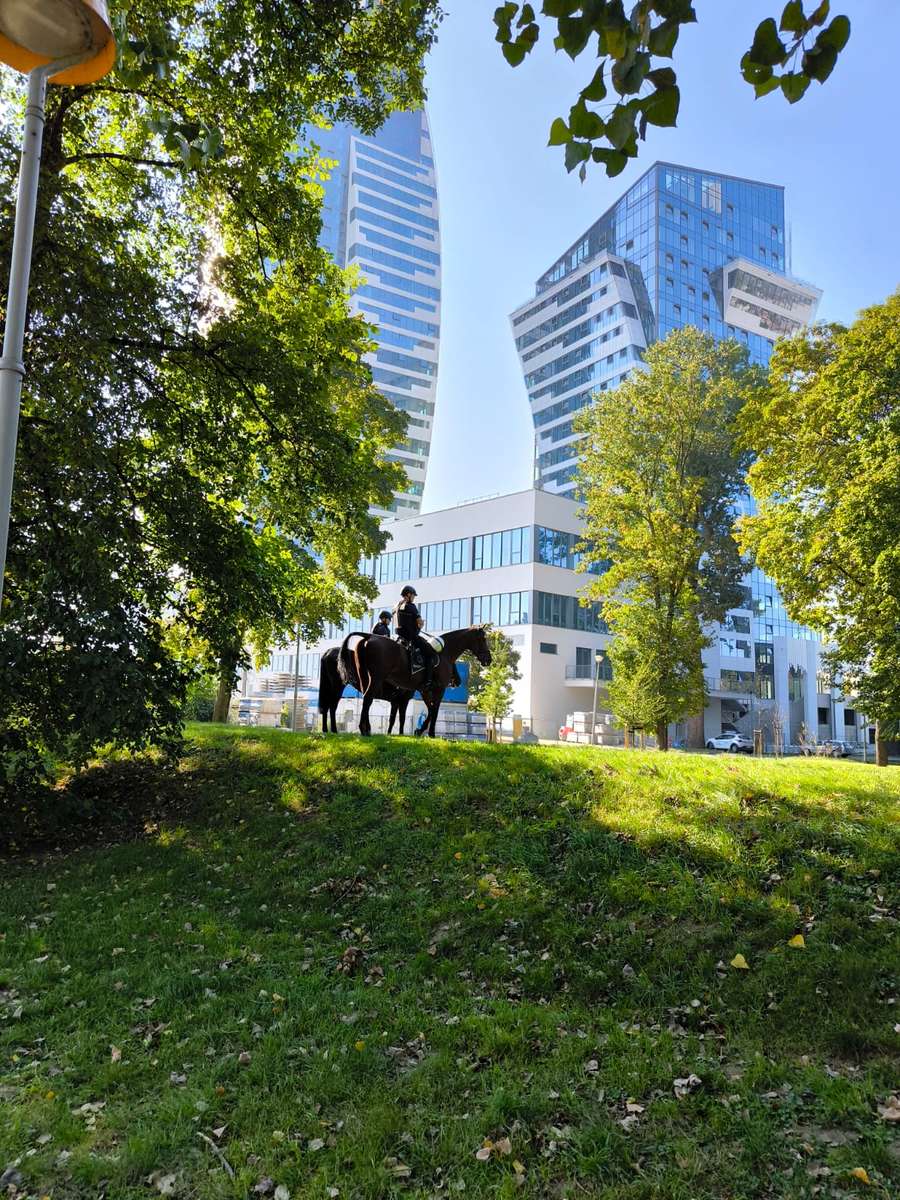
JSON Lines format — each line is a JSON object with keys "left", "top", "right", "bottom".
{"left": 0, "top": 0, "right": 116, "bottom": 610}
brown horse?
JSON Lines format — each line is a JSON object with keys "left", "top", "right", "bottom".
{"left": 318, "top": 646, "right": 412, "bottom": 734}
{"left": 339, "top": 626, "right": 492, "bottom": 737}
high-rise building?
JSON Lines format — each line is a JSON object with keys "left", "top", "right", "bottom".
{"left": 511, "top": 161, "right": 821, "bottom": 496}
{"left": 314, "top": 110, "right": 440, "bottom": 517}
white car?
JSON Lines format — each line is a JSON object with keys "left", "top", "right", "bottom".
{"left": 706, "top": 732, "right": 753, "bottom": 753}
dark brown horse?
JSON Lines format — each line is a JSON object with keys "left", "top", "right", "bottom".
{"left": 318, "top": 646, "right": 412, "bottom": 734}
{"left": 339, "top": 626, "right": 491, "bottom": 737}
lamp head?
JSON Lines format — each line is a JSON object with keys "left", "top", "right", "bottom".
{"left": 0, "top": 0, "right": 116, "bottom": 84}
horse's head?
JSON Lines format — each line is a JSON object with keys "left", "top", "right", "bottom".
{"left": 471, "top": 625, "right": 492, "bottom": 667}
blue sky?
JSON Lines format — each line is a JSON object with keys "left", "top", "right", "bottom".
{"left": 419, "top": 0, "right": 900, "bottom": 512}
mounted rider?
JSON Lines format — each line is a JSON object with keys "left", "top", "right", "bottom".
{"left": 371, "top": 610, "right": 392, "bottom": 637}
{"left": 393, "top": 585, "right": 437, "bottom": 688}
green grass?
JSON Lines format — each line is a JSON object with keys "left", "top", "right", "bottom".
{"left": 2, "top": 727, "right": 899, "bottom": 1200}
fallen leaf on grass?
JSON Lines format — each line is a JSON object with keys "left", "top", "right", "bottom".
{"left": 308, "top": 1138, "right": 325, "bottom": 1151}
{"left": 850, "top": 1167, "right": 872, "bottom": 1184}
{"left": 274, "top": 1187, "right": 290, "bottom": 1200}
{"left": 788, "top": 934, "right": 806, "bottom": 948}
{"left": 237, "top": 1051, "right": 251, "bottom": 1066}
{"left": 673, "top": 1074, "right": 702, "bottom": 1099}
{"left": 730, "top": 954, "right": 749, "bottom": 970}
{"left": 513, "top": 1160, "right": 525, "bottom": 1174}
{"left": 148, "top": 1172, "right": 178, "bottom": 1195}
{"left": 877, "top": 1098, "right": 900, "bottom": 1122}
{"left": 495, "top": 1137, "right": 512, "bottom": 1156}
{"left": 110, "top": 1045, "right": 121, "bottom": 1063}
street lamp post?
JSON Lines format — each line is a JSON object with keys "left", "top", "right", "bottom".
{"left": 0, "top": 1, "right": 115, "bottom": 610}
{"left": 590, "top": 649, "right": 605, "bottom": 746}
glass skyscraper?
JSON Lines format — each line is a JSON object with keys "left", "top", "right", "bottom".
{"left": 511, "top": 161, "right": 820, "bottom": 497}
{"left": 510, "top": 161, "right": 824, "bottom": 728}
{"left": 313, "top": 110, "right": 440, "bottom": 518}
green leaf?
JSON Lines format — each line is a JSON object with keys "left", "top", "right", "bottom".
{"left": 646, "top": 67, "right": 676, "bottom": 89}
{"left": 591, "top": 147, "right": 629, "bottom": 177}
{"left": 818, "top": 14, "right": 850, "bottom": 52}
{"left": 808, "top": 0, "right": 831, "bottom": 26}
{"left": 581, "top": 64, "right": 607, "bottom": 103}
{"left": 779, "top": 1, "right": 805, "bottom": 34}
{"left": 568, "top": 98, "right": 605, "bottom": 139}
{"left": 564, "top": 140, "right": 591, "bottom": 173}
{"left": 547, "top": 117, "right": 571, "bottom": 146}
{"left": 801, "top": 41, "right": 837, "bottom": 82}
{"left": 748, "top": 17, "right": 787, "bottom": 67}
{"left": 612, "top": 50, "right": 650, "bottom": 96}
{"left": 648, "top": 19, "right": 679, "bottom": 57}
{"left": 600, "top": 23, "right": 629, "bottom": 59}
{"left": 740, "top": 53, "right": 773, "bottom": 85}
{"left": 492, "top": 3, "right": 518, "bottom": 41}
{"left": 501, "top": 40, "right": 528, "bottom": 66}
{"left": 517, "top": 3, "right": 535, "bottom": 27}
{"left": 780, "top": 72, "right": 811, "bottom": 103}
{"left": 606, "top": 104, "right": 637, "bottom": 150}
{"left": 556, "top": 14, "right": 592, "bottom": 59}
{"left": 641, "top": 85, "right": 680, "bottom": 128}
{"left": 753, "top": 75, "right": 781, "bottom": 98}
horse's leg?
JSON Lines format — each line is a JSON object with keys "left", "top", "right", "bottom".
{"left": 426, "top": 688, "right": 446, "bottom": 738}
{"left": 360, "top": 693, "right": 374, "bottom": 736}
{"left": 387, "top": 698, "right": 397, "bottom": 735}
{"left": 397, "top": 696, "right": 409, "bottom": 736}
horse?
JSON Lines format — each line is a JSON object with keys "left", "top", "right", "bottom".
{"left": 338, "top": 625, "right": 492, "bottom": 738}
{"left": 317, "top": 646, "right": 412, "bottom": 734}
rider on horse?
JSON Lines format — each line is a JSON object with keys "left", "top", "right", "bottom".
{"left": 371, "top": 610, "right": 392, "bottom": 637}
{"left": 393, "top": 585, "right": 437, "bottom": 689}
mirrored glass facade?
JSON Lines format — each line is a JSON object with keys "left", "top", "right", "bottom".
{"left": 312, "top": 111, "right": 440, "bottom": 517}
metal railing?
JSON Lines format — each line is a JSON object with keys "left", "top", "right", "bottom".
{"left": 705, "top": 674, "right": 755, "bottom": 696}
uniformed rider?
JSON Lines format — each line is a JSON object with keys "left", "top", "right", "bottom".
{"left": 393, "top": 585, "right": 436, "bottom": 688}
{"left": 371, "top": 611, "right": 392, "bottom": 637}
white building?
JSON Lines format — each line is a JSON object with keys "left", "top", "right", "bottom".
{"left": 245, "top": 488, "right": 867, "bottom": 748}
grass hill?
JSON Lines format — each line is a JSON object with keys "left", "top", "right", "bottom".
{"left": 1, "top": 727, "right": 899, "bottom": 1199}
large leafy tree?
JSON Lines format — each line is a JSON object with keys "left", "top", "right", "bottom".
{"left": 0, "top": 0, "right": 442, "bottom": 788}
{"left": 738, "top": 293, "right": 900, "bottom": 765}
{"left": 576, "top": 327, "right": 760, "bottom": 749}
{"left": 493, "top": 1, "right": 851, "bottom": 178}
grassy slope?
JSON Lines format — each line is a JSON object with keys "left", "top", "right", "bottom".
{"left": 1, "top": 728, "right": 899, "bottom": 1200}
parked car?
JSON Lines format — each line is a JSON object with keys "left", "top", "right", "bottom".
{"left": 821, "top": 739, "right": 852, "bottom": 757}
{"left": 706, "top": 732, "right": 753, "bottom": 753}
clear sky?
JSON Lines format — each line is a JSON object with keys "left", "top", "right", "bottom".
{"left": 419, "top": 0, "right": 900, "bottom": 513}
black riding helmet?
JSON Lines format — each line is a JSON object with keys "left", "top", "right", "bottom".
{"left": 378, "top": 610, "right": 391, "bottom": 621}
{"left": 401, "top": 585, "right": 417, "bottom": 598}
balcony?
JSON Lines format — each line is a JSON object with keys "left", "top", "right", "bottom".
{"left": 705, "top": 674, "right": 755, "bottom": 697}
{"left": 565, "top": 664, "right": 593, "bottom": 681}
{"left": 721, "top": 257, "right": 821, "bottom": 339}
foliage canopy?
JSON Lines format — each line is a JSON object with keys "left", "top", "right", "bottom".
{"left": 493, "top": 1, "right": 851, "bottom": 178}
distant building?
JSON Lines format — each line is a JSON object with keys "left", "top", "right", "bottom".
{"left": 313, "top": 110, "right": 440, "bottom": 518}
{"left": 245, "top": 489, "right": 868, "bottom": 749}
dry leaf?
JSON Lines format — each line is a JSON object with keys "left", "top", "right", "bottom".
{"left": 354, "top": 1040, "right": 365, "bottom": 1052}
{"left": 876, "top": 1098, "right": 900, "bottom": 1122}
{"left": 238, "top": 1051, "right": 251, "bottom": 1066}
{"left": 513, "top": 1160, "right": 525, "bottom": 1174}
{"left": 149, "top": 1172, "right": 178, "bottom": 1195}
{"left": 673, "top": 1074, "right": 702, "bottom": 1099}
{"left": 475, "top": 1147, "right": 492, "bottom": 1161}
{"left": 730, "top": 954, "right": 750, "bottom": 970}
{"left": 788, "top": 934, "right": 806, "bottom": 948}
{"left": 110, "top": 1045, "right": 122, "bottom": 1063}
{"left": 308, "top": 1138, "right": 325, "bottom": 1152}
{"left": 274, "top": 1187, "right": 290, "bottom": 1200}
{"left": 849, "top": 1167, "right": 872, "bottom": 1184}
{"left": 495, "top": 1137, "right": 512, "bottom": 1156}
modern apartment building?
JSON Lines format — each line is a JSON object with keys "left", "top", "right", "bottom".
{"left": 244, "top": 489, "right": 868, "bottom": 748}
{"left": 314, "top": 109, "right": 440, "bottom": 517}
{"left": 510, "top": 161, "right": 821, "bottom": 495}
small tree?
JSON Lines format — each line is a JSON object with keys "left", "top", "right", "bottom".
{"left": 607, "top": 655, "right": 668, "bottom": 749}
{"left": 467, "top": 629, "right": 522, "bottom": 742}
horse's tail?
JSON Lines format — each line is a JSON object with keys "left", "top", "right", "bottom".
{"left": 338, "top": 633, "right": 369, "bottom": 690}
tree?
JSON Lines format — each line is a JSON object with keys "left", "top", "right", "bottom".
{"left": 467, "top": 629, "right": 522, "bottom": 741}
{"left": 0, "top": 1, "right": 441, "bottom": 790}
{"left": 576, "top": 327, "right": 761, "bottom": 749}
{"left": 738, "top": 293, "right": 900, "bottom": 766}
{"left": 607, "top": 648, "right": 668, "bottom": 749}
{"left": 493, "top": 1, "right": 851, "bottom": 178}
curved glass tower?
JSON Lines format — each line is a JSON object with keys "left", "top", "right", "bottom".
{"left": 314, "top": 110, "right": 440, "bottom": 518}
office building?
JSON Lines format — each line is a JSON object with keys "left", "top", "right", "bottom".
{"left": 314, "top": 109, "right": 440, "bottom": 517}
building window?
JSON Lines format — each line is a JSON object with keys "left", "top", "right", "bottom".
{"left": 844, "top": 708, "right": 856, "bottom": 726}
{"left": 471, "top": 591, "right": 529, "bottom": 626}
{"left": 473, "top": 527, "right": 530, "bottom": 571}
{"left": 688, "top": 286, "right": 696, "bottom": 298}
{"left": 540, "top": 642, "right": 557, "bottom": 655}
{"left": 420, "top": 537, "right": 469, "bottom": 577}
{"left": 817, "top": 706, "right": 829, "bottom": 725}
{"left": 420, "top": 596, "right": 469, "bottom": 632}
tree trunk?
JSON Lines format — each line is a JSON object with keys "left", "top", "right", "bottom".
{"left": 656, "top": 719, "right": 669, "bottom": 752}
{"left": 624, "top": 727, "right": 632, "bottom": 749}
{"left": 212, "top": 667, "right": 233, "bottom": 724}
{"left": 875, "top": 719, "right": 888, "bottom": 768}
